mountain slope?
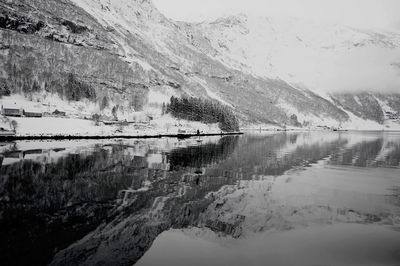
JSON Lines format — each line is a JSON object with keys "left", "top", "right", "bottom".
{"left": 0, "top": 0, "right": 399, "bottom": 129}
{"left": 191, "top": 14, "right": 400, "bottom": 91}
{"left": 187, "top": 14, "right": 400, "bottom": 126}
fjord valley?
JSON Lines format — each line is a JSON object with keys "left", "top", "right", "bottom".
{"left": 1, "top": 0, "right": 400, "bottom": 137}
{"left": 1, "top": 1, "right": 400, "bottom": 266}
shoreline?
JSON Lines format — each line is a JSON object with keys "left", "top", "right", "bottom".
{"left": 0, "top": 132, "right": 243, "bottom": 141}
{"left": 242, "top": 128, "right": 400, "bottom": 133}
{"left": 2, "top": 129, "right": 400, "bottom": 141}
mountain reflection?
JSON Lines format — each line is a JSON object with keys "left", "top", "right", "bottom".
{"left": 0, "top": 132, "right": 399, "bottom": 266}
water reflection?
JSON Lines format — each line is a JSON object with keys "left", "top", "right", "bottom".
{"left": 0, "top": 132, "right": 399, "bottom": 266}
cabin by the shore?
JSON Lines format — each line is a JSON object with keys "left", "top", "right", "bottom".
{"left": 24, "top": 110, "right": 43, "bottom": 118}
{"left": 1, "top": 105, "right": 44, "bottom": 118}
{"left": 52, "top": 109, "right": 66, "bottom": 117}
{"left": 385, "top": 111, "right": 399, "bottom": 120}
{"left": 1, "top": 107, "right": 23, "bottom": 117}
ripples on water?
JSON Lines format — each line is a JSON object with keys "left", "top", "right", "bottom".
{"left": 0, "top": 131, "right": 400, "bottom": 266}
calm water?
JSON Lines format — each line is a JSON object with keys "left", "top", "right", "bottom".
{"left": 0, "top": 131, "right": 400, "bottom": 266}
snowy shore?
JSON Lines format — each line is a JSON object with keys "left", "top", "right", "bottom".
{"left": 1, "top": 94, "right": 399, "bottom": 139}
{"left": 0, "top": 131, "right": 243, "bottom": 140}
{"left": 0, "top": 116, "right": 242, "bottom": 140}
{"left": 0, "top": 95, "right": 243, "bottom": 139}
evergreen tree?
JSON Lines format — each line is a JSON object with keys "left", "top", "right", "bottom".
{"left": 100, "top": 96, "right": 109, "bottom": 110}
{"left": 161, "top": 102, "right": 166, "bottom": 115}
{"left": 65, "top": 73, "right": 96, "bottom": 101}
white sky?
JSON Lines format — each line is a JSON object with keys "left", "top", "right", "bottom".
{"left": 153, "top": 0, "right": 400, "bottom": 30}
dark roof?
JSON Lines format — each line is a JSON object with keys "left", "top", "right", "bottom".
{"left": 53, "top": 109, "right": 66, "bottom": 114}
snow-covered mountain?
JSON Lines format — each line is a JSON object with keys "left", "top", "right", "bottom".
{"left": 1, "top": 0, "right": 399, "bottom": 129}
{"left": 191, "top": 14, "right": 400, "bottom": 91}
{"left": 187, "top": 13, "right": 400, "bottom": 126}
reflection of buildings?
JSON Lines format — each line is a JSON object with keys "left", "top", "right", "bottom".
{"left": 1, "top": 148, "right": 67, "bottom": 166}
{"left": 147, "top": 152, "right": 170, "bottom": 171}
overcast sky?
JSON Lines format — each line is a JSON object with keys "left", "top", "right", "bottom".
{"left": 153, "top": 0, "right": 400, "bottom": 31}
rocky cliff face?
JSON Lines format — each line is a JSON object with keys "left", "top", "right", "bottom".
{"left": 0, "top": 0, "right": 399, "bottom": 127}
{"left": 0, "top": 0, "right": 151, "bottom": 114}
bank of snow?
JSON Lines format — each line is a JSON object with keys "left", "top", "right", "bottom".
{"left": 2, "top": 115, "right": 221, "bottom": 137}
{"left": 243, "top": 114, "right": 400, "bottom": 132}
{"left": 0, "top": 94, "right": 224, "bottom": 137}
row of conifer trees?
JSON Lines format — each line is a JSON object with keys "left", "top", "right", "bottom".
{"left": 163, "top": 96, "right": 239, "bottom": 132}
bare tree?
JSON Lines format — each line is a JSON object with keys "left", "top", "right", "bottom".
{"left": 10, "top": 120, "right": 18, "bottom": 133}
{"left": 92, "top": 113, "right": 101, "bottom": 126}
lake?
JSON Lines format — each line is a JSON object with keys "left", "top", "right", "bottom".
{"left": 0, "top": 131, "right": 400, "bottom": 266}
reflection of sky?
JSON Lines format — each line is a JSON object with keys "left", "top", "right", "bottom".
{"left": 138, "top": 224, "right": 400, "bottom": 266}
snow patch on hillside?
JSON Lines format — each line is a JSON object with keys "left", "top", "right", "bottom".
{"left": 277, "top": 99, "right": 339, "bottom": 128}
{"left": 374, "top": 96, "right": 396, "bottom": 114}
{"left": 192, "top": 76, "right": 233, "bottom": 108}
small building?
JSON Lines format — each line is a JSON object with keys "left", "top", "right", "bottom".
{"left": 385, "top": 111, "right": 399, "bottom": 120}
{"left": 2, "top": 108, "right": 23, "bottom": 117}
{"left": 52, "top": 109, "right": 66, "bottom": 117}
{"left": 24, "top": 110, "right": 43, "bottom": 118}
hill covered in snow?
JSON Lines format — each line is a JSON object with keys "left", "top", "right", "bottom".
{"left": 0, "top": 0, "right": 399, "bottom": 131}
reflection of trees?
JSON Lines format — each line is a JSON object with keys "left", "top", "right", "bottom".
{"left": 0, "top": 138, "right": 240, "bottom": 266}
{"left": 388, "top": 186, "right": 400, "bottom": 207}
{"left": 382, "top": 141, "right": 400, "bottom": 168}
{"left": 0, "top": 146, "right": 147, "bottom": 266}
{"left": 167, "top": 136, "right": 239, "bottom": 170}
{"left": 0, "top": 146, "right": 145, "bottom": 209}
